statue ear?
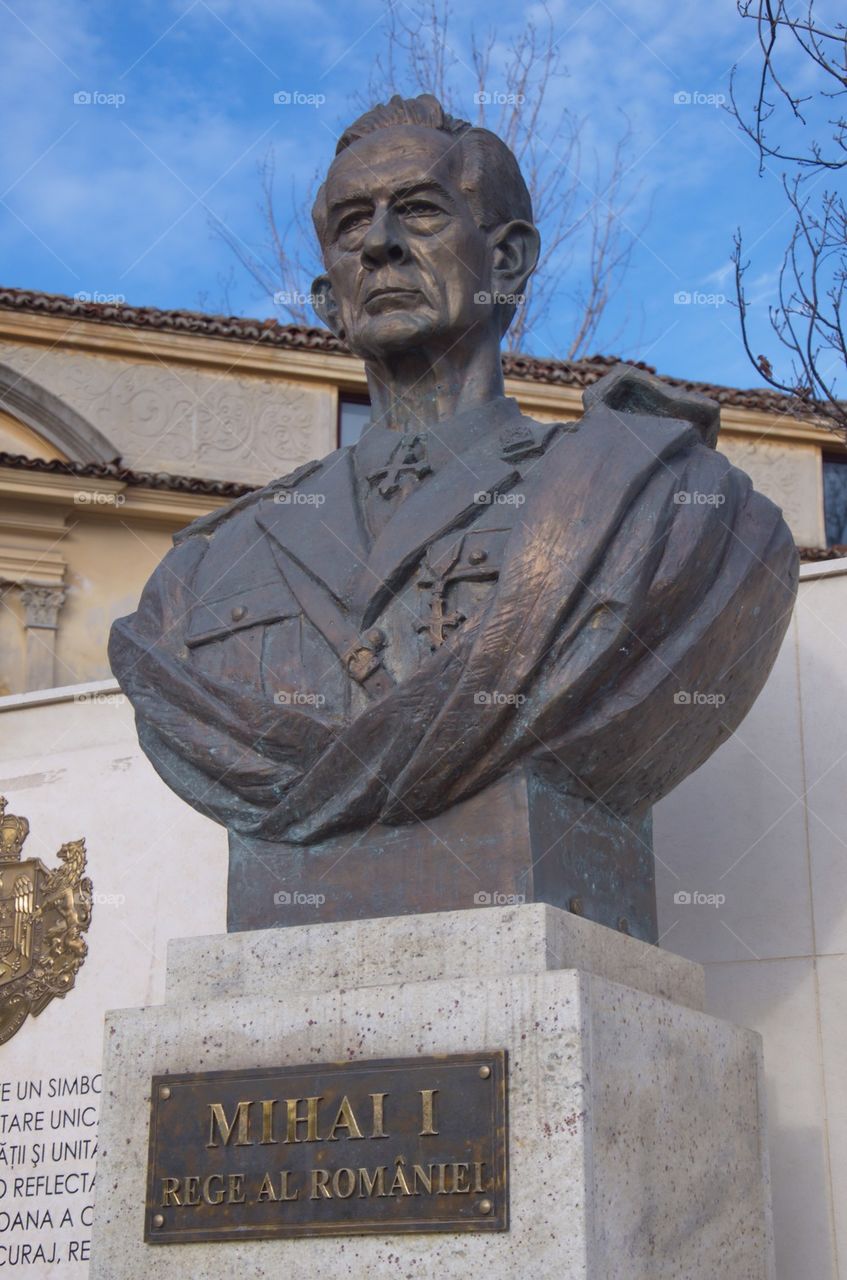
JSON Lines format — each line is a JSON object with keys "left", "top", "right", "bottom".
{"left": 311, "top": 275, "right": 345, "bottom": 340}
{"left": 489, "top": 220, "right": 540, "bottom": 299}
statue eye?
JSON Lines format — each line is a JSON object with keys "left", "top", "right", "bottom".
{"left": 397, "top": 200, "right": 441, "bottom": 218}
{"left": 337, "top": 210, "right": 370, "bottom": 236}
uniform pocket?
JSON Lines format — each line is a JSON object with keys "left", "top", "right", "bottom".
{"left": 186, "top": 581, "right": 298, "bottom": 648}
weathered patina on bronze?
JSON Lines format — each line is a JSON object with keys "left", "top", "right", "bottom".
{"left": 110, "top": 95, "right": 798, "bottom": 941}
{"left": 145, "top": 1051, "right": 508, "bottom": 1242}
{"left": 228, "top": 766, "right": 658, "bottom": 936}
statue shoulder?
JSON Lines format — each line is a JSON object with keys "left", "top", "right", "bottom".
{"left": 172, "top": 459, "right": 324, "bottom": 545}
{"left": 583, "top": 363, "right": 720, "bottom": 448}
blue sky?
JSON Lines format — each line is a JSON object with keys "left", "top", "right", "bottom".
{"left": 0, "top": 0, "right": 835, "bottom": 388}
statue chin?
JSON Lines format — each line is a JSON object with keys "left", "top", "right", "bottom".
{"left": 347, "top": 309, "right": 449, "bottom": 361}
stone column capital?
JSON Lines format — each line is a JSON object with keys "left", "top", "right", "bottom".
{"left": 20, "top": 581, "right": 67, "bottom": 630}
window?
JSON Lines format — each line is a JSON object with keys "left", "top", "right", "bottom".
{"left": 338, "top": 394, "right": 371, "bottom": 448}
{"left": 822, "top": 455, "right": 847, "bottom": 546}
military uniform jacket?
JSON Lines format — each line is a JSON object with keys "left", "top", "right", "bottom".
{"left": 109, "top": 369, "right": 798, "bottom": 842}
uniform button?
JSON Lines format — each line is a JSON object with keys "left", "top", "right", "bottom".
{"left": 231, "top": 605, "right": 247, "bottom": 622}
{"left": 365, "top": 627, "right": 386, "bottom": 649}
{"left": 468, "top": 548, "right": 487, "bottom": 565}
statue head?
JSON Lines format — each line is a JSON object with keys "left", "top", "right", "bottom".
{"left": 311, "top": 94, "right": 540, "bottom": 362}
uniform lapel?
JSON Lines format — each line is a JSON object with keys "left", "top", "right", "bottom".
{"left": 254, "top": 448, "right": 369, "bottom": 604}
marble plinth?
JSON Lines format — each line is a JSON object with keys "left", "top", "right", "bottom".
{"left": 91, "top": 905, "right": 774, "bottom": 1279}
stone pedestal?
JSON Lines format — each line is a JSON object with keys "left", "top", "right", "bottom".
{"left": 91, "top": 904, "right": 774, "bottom": 1279}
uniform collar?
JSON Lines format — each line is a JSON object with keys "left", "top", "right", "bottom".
{"left": 355, "top": 395, "right": 524, "bottom": 479}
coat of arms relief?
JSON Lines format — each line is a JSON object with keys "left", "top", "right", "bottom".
{"left": 0, "top": 796, "right": 92, "bottom": 1044}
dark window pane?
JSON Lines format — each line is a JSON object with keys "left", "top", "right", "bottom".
{"left": 339, "top": 397, "right": 371, "bottom": 448}
{"left": 823, "top": 456, "right": 847, "bottom": 545}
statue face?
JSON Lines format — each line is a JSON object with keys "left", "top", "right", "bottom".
{"left": 319, "top": 125, "right": 495, "bottom": 359}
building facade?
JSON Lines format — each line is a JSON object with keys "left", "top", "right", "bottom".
{"left": 0, "top": 286, "right": 843, "bottom": 696}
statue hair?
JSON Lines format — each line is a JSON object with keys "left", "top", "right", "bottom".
{"left": 312, "top": 94, "right": 535, "bottom": 336}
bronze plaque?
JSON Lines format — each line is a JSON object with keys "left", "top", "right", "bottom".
{"left": 145, "top": 1051, "right": 508, "bottom": 1243}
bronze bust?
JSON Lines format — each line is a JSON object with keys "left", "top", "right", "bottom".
{"left": 110, "top": 95, "right": 797, "bottom": 940}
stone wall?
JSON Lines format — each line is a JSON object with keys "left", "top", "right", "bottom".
{"left": 0, "top": 342, "right": 336, "bottom": 486}
{"left": 655, "top": 559, "right": 847, "bottom": 1280}
{"left": 720, "top": 434, "right": 824, "bottom": 549}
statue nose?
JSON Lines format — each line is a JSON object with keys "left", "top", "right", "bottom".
{"left": 361, "top": 213, "right": 407, "bottom": 268}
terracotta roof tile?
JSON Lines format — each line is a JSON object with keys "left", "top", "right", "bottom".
{"left": 797, "top": 545, "right": 847, "bottom": 562}
{"left": 0, "top": 450, "right": 254, "bottom": 498}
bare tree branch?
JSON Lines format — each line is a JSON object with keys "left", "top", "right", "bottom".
{"left": 729, "top": 1, "right": 846, "bottom": 171}
{"left": 219, "top": 1, "right": 641, "bottom": 356}
{"left": 209, "top": 152, "right": 322, "bottom": 326}
{"left": 730, "top": 1, "right": 847, "bottom": 438}
{"left": 364, "top": 0, "right": 641, "bottom": 357}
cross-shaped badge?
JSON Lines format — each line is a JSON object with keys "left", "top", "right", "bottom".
{"left": 367, "top": 433, "right": 432, "bottom": 499}
{"left": 415, "top": 536, "right": 499, "bottom": 649}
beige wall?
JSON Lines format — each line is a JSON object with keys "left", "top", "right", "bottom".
{"left": 0, "top": 407, "right": 65, "bottom": 459}
{"left": 56, "top": 515, "right": 177, "bottom": 688}
{"left": 721, "top": 433, "right": 825, "bottom": 548}
{"left": 0, "top": 332, "right": 338, "bottom": 486}
{"left": 0, "top": 467, "right": 225, "bottom": 695}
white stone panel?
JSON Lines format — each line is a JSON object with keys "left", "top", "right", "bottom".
{"left": 0, "top": 684, "right": 227, "bottom": 1277}
{"left": 818, "top": 955, "right": 847, "bottom": 1275}
{"left": 794, "top": 573, "right": 847, "bottom": 955}
{"left": 654, "top": 627, "right": 812, "bottom": 964}
{"left": 706, "top": 958, "right": 837, "bottom": 1280}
